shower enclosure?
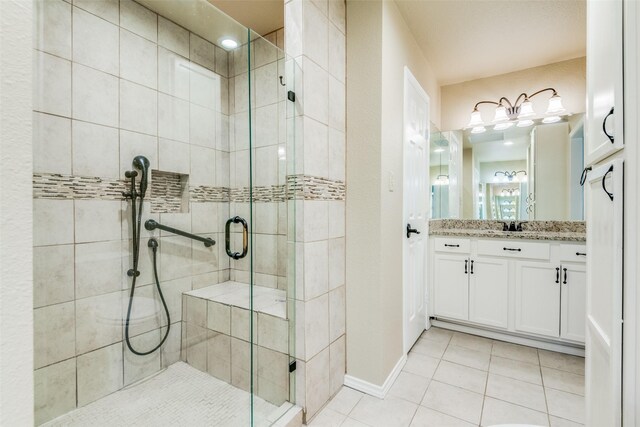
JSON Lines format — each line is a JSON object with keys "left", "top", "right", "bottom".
{"left": 32, "top": 0, "right": 299, "bottom": 425}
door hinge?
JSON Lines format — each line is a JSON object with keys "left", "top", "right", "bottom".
{"left": 289, "top": 360, "right": 297, "bottom": 373}
{"left": 287, "top": 90, "right": 296, "bottom": 102}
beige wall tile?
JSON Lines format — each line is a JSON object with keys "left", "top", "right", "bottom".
{"left": 35, "top": 0, "right": 72, "bottom": 59}
{"left": 73, "top": 6, "right": 119, "bottom": 75}
{"left": 72, "top": 120, "right": 120, "bottom": 179}
{"left": 77, "top": 343, "right": 123, "bottom": 406}
{"left": 158, "top": 16, "right": 189, "bottom": 58}
{"left": 120, "top": 28, "right": 158, "bottom": 89}
{"left": 124, "top": 328, "right": 162, "bottom": 385}
{"left": 34, "top": 244, "right": 75, "bottom": 308}
{"left": 33, "top": 51, "right": 71, "bottom": 117}
{"left": 34, "top": 199, "right": 74, "bottom": 246}
{"left": 76, "top": 291, "right": 123, "bottom": 354}
{"left": 120, "top": 0, "right": 157, "bottom": 42}
{"left": 34, "top": 302, "right": 76, "bottom": 369}
{"left": 73, "top": 0, "right": 119, "bottom": 24}
{"left": 72, "top": 63, "right": 119, "bottom": 127}
{"left": 34, "top": 358, "right": 76, "bottom": 425}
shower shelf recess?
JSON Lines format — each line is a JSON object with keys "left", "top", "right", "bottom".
{"left": 184, "top": 281, "right": 287, "bottom": 319}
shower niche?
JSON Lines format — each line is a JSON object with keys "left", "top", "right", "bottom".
{"left": 32, "top": 0, "right": 299, "bottom": 425}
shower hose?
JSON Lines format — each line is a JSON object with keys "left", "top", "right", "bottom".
{"left": 125, "top": 189, "right": 171, "bottom": 356}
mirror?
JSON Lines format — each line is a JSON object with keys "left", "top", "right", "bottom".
{"left": 430, "top": 114, "right": 585, "bottom": 221}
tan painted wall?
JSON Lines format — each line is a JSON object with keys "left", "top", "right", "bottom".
{"left": 441, "top": 57, "right": 586, "bottom": 131}
{"left": 346, "top": 0, "right": 441, "bottom": 386}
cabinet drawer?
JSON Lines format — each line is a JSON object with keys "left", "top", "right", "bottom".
{"left": 560, "top": 244, "right": 587, "bottom": 263}
{"left": 477, "top": 239, "right": 550, "bottom": 260}
{"left": 434, "top": 238, "right": 470, "bottom": 254}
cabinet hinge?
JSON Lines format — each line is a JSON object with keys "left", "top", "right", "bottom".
{"left": 289, "top": 360, "right": 297, "bottom": 373}
{"left": 287, "top": 90, "right": 296, "bottom": 102}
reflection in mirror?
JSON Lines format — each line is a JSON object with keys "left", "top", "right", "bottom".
{"left": 430, "top": 124, "right": 462, "bottom": 219}
{"left": 430, "top": 115, "right": 585, "bottom": 221}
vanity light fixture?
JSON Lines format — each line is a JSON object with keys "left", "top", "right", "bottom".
{"left": 466, "top": 88, "right": 566, "bottom": 133}
{"left": 434, "top": 174, "right": 449, "bottom": 185}
{"left": 434, "top": 147, "right": 445, "bottom": 153}
{"left": 494, "top": 170, "right": 527, "bottom": 183}
{"left": 501, "top": 188, "right": 520, "bottom": 196}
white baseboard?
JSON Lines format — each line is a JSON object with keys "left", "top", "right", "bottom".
{"left": 343, "top": 354, "right": 407, "bottom": 399}
{"left": 431, "top": 319, "right": 585, "bottom": 357}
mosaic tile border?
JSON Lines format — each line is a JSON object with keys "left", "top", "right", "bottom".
{"left": 33, "top": 173, "right": 346, "bottom": 203}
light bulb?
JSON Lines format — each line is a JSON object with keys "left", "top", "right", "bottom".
{"left": 494, "top": 122, "right": 513, "bottom": 131}
{"left": 504, "top": 141, "right": 514, "bottom": 146}
{"left": 546, "top": 94, "right": 565, "bottom": 114}
{"left": 468, "top": 109, "right": 484, "bottom": 127}
{"left": 471, "top": 126, "right": 486, "bottom": 134}
{"left": 517, "top": 119, "right": 534, "bottom": 127}
{"left": 434, "top": 148, "right": 445, "bottom": 153}
{"left": 542, "top": 115, "right": 561, "bottom": 124}
{"left": 518, "top": 100, "right": 535, "bottom": 118}
{"left": 493, "top": 105, "right": 509, "bottom": 123}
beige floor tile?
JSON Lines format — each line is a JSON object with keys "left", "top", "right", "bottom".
{"left": 538, "top": 350, "right": 585, "bottom": 375}
{"left": 450, "top": 332, "right": 493, "bottom": 353}
{"left": 485, "top": 373, "right": 547, "bottom": 412}
{"left": 403, "top": 352, "right": 440, "bottom": 379}
{"left": 432, "top": 360, "right": 487, "bottom": 394}
{"left": 491, "top": 341, "right": 539, "bottom": 364}
{"left": 542, "top": 367, "right": 585, "bottom": 395}
{"left": 480, "top": 397, "right": 549, "bottom": 427}
{"left": 421, "top": 381, "right": 483, "bottom": 424}
{"left": 545, "top": 388, "right": 584, "bottom": 424}
{"left": 410, "top": 406, "right": 475, "bottom": 427}
{"left": 421, "top": 327, "right": 453, "bottom": 344}
{"left": 549, "top": 415, "right": 584, "bottom": 426}
{"left": 388, "top": 371, "right": 431, "bottom": 404}
{"left": 443, "top": 344, "right": 490, "bottom": 371}
{"left": 410, "top": 338, "right": 448, "bottom": 359}
{"left": 349, "top": 395, "right": 418, "bottom": 427}
{"left": 326, "top": 387, "right": 364, "bottom": 416}
{"left": 341, "top": 417, "right": 371, "bottom": 427}
{"left": 489, "top": 355, "right": 542, "bottom": 385}
{"left": 309, "top": 408, "right": 346, "bottom": 427}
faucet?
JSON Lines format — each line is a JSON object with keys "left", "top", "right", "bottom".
{"left": 498, "top": 221, "right": 526, "bottom": 232}
{"left": 517, "top": 221, "right": 528, "bottom": 231}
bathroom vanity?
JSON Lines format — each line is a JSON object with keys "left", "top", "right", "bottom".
{"left": 428, "top": 220, "right": 586, "bottom": 354}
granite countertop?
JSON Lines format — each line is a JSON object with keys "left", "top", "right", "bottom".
{"left": 429, "top": 220, "right": 586, "bottom": 242}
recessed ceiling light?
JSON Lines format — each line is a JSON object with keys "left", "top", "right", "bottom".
{"left": 504, "top": 141, "right": 514, "bottom": 146}
{"left": 220, "top": 38, "right": 238, "bottom": 50}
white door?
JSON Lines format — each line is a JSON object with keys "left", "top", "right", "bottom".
{"left": 433, "top": 254, "right": 468, "bottom": 321}
{"left": 585, "top": 159, "right": 623, "bottom": 427}
{"left": 469, "top": 257, "right": 509, "bottom": 329}
{"left": 402, "top": 67, "right": 430, "bottom": 353}
{"left": 560, "top": 263, "right": 587, "bottom": 343}
{"left": 515, "top": 261, "right": 560, "bottom": 338}
{"left": 585, "top": 0, "right": 624, "bottom": 165}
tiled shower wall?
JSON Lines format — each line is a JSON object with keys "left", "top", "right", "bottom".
{"left": 31, "top": 0, "right": 252, "bottom": 423}
{"left": 286, "top": 0, "right": 347, "bottom": 421}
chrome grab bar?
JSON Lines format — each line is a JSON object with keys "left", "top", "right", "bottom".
{"left": 225, "top": 216, "right": 249, "bottom": 260}
{"left": 144, "top": 219, "right": 215, "bottom": 247}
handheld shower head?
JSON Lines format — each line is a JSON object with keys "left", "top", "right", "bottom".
{"left": 132, "top": 155, "right": 150, "bottom": 198}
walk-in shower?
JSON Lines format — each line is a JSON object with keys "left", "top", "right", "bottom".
{"left": 32, "top": 0, "right": 299, "bottom": 425}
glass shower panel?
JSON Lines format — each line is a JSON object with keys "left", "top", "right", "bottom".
{"left": 32, "top": 0, "right": 295, "bottom": 425}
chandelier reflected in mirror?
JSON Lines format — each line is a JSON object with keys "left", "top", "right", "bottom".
{"left": 494, "top": 170, "right": 527, "bottom": 183}
{"left": 467, "top": 88, "right": 566, "bottom": 134}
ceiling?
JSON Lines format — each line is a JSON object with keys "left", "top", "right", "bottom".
{"left": 395, "top": 0, "right": 587, "bottom": 86}
{"left": 208, "top": 0, "right": 284, "bottom": 35}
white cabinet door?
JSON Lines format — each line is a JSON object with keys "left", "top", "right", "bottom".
{"left": 515, "top": 261, "right": 560, "bottom": 338}
{"left": 560, "top": 263, "right": 586, "bottom": 343}
{"left": 433, "top": 254, "right": 468, "bottom": 321}
{"left": 469, "top": 257, "right": 509, "bottom": 329}
{"left": 585, "top": 159, "right": 623, "bottom": 427}
{"left": 585, "top": 0, "right": 624, "bottom": 165}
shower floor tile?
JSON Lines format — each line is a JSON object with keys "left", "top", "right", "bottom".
{"left": 42, "top": 362, "right": 277, "bottom": 427}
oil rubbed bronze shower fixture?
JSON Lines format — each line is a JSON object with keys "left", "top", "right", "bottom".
{"left": 467, "top": 87, "right": 566, "bottom": 134}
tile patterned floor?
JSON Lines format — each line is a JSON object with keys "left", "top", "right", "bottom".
{"left": 308, "top": 328, "right": 585, "bottom": 427}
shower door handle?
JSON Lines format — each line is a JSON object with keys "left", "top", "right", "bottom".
{"left": 225, "top": 216, "right": 248, "bottom": 260}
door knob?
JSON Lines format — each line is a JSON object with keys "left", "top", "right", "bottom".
{"left": 406, "top": 224, "right": 421, "bottom": 238}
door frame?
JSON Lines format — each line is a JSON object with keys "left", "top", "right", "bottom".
{"left": 402, "top": 66, "right": 430, "bottom": 354}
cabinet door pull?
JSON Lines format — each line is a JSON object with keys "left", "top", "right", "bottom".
{"left": 555, "top": 267, "right": 560, "bottom": 284}
{"left": 503, "top": 247, "right": 522, "bottom": 252}
{"left": 444, "top": 244, "right": 460, "bottom": 248}
{"left": 602, "top": 165, "right": 614, "bottom": 201}
{"left": 603, "top": 106, "right": 615, "bottom": 143}
{"left": 470, "top": 260, "right": 474, "bottom": 274}
{"left": 576, "top": 252, "right": 586, "bottom": 256}
{"left": 563, "top": 268, "right": 568, "bottom": 284}
{"left": 464, "top": 259, "right": 468, "bottom": 274}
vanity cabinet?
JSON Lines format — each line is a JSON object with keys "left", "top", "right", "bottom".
{"left": 430, "top": 237, "right": 586, "bottom": 346}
